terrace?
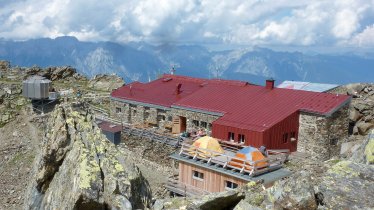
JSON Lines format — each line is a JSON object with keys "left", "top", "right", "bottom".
{"left": 166, "top": 142, "right": 291, "bottom": 196}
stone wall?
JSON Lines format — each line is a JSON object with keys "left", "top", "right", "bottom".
{"left": 170, "top": 108, "right": 220, "bottom": 133}
{"left": 110, "top": 100, "right": 173, "bottom": 129}
{"left": 298, "top": 104, "right": 349, "bottom": 160}
{"left": 110, "top": 99, "right": 220, "bottom": 134}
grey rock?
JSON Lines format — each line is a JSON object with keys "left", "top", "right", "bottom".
{"left": 267, "top": 171, "right": 317, "bottom": 210}
{"left": 234, "top": 199, "right": 262, "bottom": 210}
{"left": 190, "top": 190, "right": 244, "bottom": 210}
{"left": 88, "top": 74, "right": 124, "bottom": 91}
{"left": 349, "top": 109, "right": 362, "bottom": 122}
{"left": 350, "top": 130, "right": 374, "bottom": 164}
{"left": 316, "top": 160, "right": 374, "bottom": 210}
{"left": 356, "top": 122, "right": 374, "bottom": 135}
{"left": 153, "top": 189, "right": 244, "bottom": 210}
{"left": 24, "top": 105, "right": 152, "bottom": 210}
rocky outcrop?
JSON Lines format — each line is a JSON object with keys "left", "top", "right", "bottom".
{"left": 315, "top": 160, "right": 374, "bottom": 209}
{"left": 332, "top": 83, "right": 374, "bottom": 136}
{"left": 25, "top": 66, "right": 87, "bottom": 82}
{"left": 0, "top": 60, "right": 10, "bottom": 71}
{"left": 0, "top": 83, "right": 25, "bottom": 126}
{"left": 350, "top": 130, "right": 374, "bottom": 164}
{"left": 88, "top": 74, "right": 124, "bottom": 91}
{"left": 24, "top": 104, "right": 151, "bottom": 209}
{"left": 153, "top": 189, "right": 244, "bottom": 210}
{"left": 267, "top": 171, "right": 317, "bottom": 210}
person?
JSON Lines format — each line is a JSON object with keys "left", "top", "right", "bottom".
{"left": 259, "top": 145, "right": 268, "bottom": 157}
{"left": 192, "top": 128, "right": 205, "bottom": 140}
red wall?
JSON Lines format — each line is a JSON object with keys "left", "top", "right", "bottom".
{"left": 212, "top": 123, "right": 264, "bottom": 147}
{"left": 263, "top": 111, "right": 299, "bottom": 152}
{"left": 212, "top": 111, "right": 300, "bottom": 152}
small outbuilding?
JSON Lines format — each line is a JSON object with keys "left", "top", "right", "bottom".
{"left": 22, "top": 76, "right": 51, "bottom": 99}
{"left": 98, "top": 121, "right": 122, "bottom": 145}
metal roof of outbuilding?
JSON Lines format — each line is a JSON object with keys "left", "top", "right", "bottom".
{"left": 277, "top": 81, "right": 340, "bottom": 92}
{"left": 112, "top": 75, "right": 351, "bottom": 132}
{"left": 98, "top": 121, "right": 122, "bottom": 133}
{"left": 23, "top": 75, "right": 51, "bottom": 83}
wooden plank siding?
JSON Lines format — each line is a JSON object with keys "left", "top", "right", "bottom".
{"left": 212, "top": 111, "right": 300, "bottom": 152}
{"left": 212, "top": 124, "right": 264, "bottom": 147}
{"left": 178, "top": 162, "right": 247, "bottom": 193}
{"left": 263, "top": 111, "right": 299, "bottom": 152}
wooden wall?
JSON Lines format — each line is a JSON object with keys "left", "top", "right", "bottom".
{"left": 178, "top": 162, "right": 246, "bottom": 193}
{"left": 212, "top": 123, "right": 264, "bottom": 147}
{"left": 212, "top": 111, "right": 300, "bottom": 152}
{"left": 263, "top": 111, "right": 299, "bottom": 152}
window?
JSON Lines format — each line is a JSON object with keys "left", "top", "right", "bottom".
{"left": 290, "top": 132, "right": 296, "bottom": 138}
{"left": 282, "top": 133, "right": 288, "bottom": 144}
{"left": 208, "top": 123, "right": 212, "bottom": 129}
{"left": 157, "top": 115, "right": 166, "bottom": 121}
{"left": 192, "top": 170, "right": 204, "bottom": 180}
{"left": 225, "top": 181, "right": 238, "bottom": 190}
{"left": 238, "top": 134, "right": 245, "bottom": 144}
{"left": 115, "top": 107, "right": 121, "bottom": 113}
{"left": 290, "top": 131, "right": 296, "bottom": 142}
{"left": 228, "top": 132, "right": 235, "bottom": 141}
{"left": 201, "top": 121, "right": 207, "bottom": 128}
{"left": 193, "top": 120, "right": 199, "bottom": 127}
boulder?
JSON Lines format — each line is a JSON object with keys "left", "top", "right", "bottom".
{"left": 356, "top": 121, "right": 374, "bottom": 135}
{"left": 24, "top": 105, "right": 152, "bottom": 209}
{"left": 190, "top": 190, "right": 244, "bottom": 210}
{"left": 315, "top": 160, "right": 374, "bottom": 209}
{"left": 233, "top": 199, "right": 262, "bottom": 210}
{"left": 153, "top": 189, "right": 244, "bottom": 210}
{"left": 267, "top": 171, "right": 317, "bottom": 210}
{"left": 345, "top": 84, "right": 365, "bottom": 97}
{"left": 350, "top": 130, "right": 374, "bottom": 164}
{"left": 349, "top": 109, "right": 362, "bottom": 122}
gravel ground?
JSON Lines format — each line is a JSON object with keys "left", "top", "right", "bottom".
{"left": 119, "top": 136, "right": 178, "bottom": 199}
{"left": 0, "top": 110, "right": 42, "bottom": 209}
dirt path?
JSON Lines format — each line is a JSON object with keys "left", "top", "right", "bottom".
{"left": 0, "top": 110, "right": 42, "bottom": 209}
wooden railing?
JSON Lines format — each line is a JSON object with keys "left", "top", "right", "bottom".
{"left": 166, "top": 177, "right": 210, "bottom": 197}
{"left": 178, "top": 143, "right": 289, "bottom": 177}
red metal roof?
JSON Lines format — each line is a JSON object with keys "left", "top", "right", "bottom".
{"left": 111, "top": 75, "right": 351, "bottom": 132}
{"left": 99, "top": 121, "right": 122, "bottom": 133}
{"left": 111, "top": 74, "right": 206, "bottom": 107}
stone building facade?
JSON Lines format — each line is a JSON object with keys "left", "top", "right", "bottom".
{"left": 298, "top": 104, "right": 350, "bottom": 160}
{"left": 110, "top": 98, "right": 220, "bottom": 134}
{"left": 112, "top": 96, "right": 350, "bottom": 159}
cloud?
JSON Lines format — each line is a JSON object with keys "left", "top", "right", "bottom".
{"left": 0, "top": 0, "right": 373, "bottom": 49}
{"left": 350, "top": 24, "right": 374, "bottom": 47}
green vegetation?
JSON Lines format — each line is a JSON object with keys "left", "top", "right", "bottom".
{"left": 328, "top": 161, "right": 360, "bottom": 177}
{"left": 364, "top": 134, "right": 374, "bottom": 164}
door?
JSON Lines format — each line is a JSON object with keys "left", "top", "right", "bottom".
{"left": 172, "top": 116, "right": 187, "bottom": 134}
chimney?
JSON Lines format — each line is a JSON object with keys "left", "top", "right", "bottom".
{"left": 170, "top": 66, "right": 176, "bottom": 75}
{"left": 265, "top": 79, "right": 275, "bottom": 90}
{"left": 176, "top": 83, "right": 182, "bottom": 94}
{"left": 129, "top": 84, "right": 133, "bottom": 95}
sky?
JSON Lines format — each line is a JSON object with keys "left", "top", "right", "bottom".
{"left": 1, "top": 0, "right": 374, "bottom": 51}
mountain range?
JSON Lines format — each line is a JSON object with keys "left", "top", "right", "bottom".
{"left": 1, "top": 36, "right": 373, "bottom": 85}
